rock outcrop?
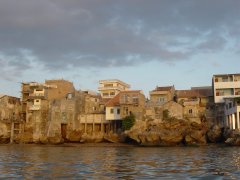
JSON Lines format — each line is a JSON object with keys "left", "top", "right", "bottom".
{"left": 126, "top": 119, "right": 209, "bottom": 146}
{"left": 207, "top": 125, "right": 223, "bottom": 143}
{"left": 67, "top": 130, "right": 84, "bottom": 142}
{"left": 80, "top": 132, "right": 104, "bottom": 143}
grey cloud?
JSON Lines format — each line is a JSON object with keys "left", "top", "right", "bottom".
{"left": 0, "top": 0, "right": 239, "bottom": 74}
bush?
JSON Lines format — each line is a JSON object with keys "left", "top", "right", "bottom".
{"left": 122, "top": 114, "right": 136, "bottom": 131}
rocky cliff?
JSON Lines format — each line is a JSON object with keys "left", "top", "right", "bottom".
{"left": 125, "top": 119, "right": 223, "bottom": 146}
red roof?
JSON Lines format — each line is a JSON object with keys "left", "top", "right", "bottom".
{"left": 105, "top": 90, "right": 142, "bottom": 107}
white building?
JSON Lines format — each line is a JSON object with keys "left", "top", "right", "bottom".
{"left": 98, "top": 79, "right": 130, "bottom": 99}
{"left": 213, "top": 73, "right": 240, "bottom": 103}
{"left": 213, "top": 73, "right": 240, "bottom": 128}
{"left": 224, "top": 97, "right": 240, "bottom": 130}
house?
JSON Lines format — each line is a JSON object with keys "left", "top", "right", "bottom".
{"left": 98, "top": 79, "right": 130, "bottom": 99}
{"left": 176, "top": 87, "right": 214, "bottom": 123}
{"left": 105, "top": 90, "right": 145, "bottom": 132}
{"left": 149, "top": 86, "right": 175, "bottom": 105}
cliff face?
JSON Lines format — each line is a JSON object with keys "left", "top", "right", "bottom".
{"left": 125, "top": 119, "right": 222, "bottom": 146}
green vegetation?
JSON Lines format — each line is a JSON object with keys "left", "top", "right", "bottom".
{"left": 122, "top": 114, "right": 136, "bottom": 131}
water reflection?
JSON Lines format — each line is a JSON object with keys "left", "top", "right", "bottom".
{"left": 0, "top": 145, "right": 240, "bottom": 179}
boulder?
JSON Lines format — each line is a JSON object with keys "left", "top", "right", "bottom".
{"left": 48, "top": 134, "right": 64, "bottom": 145}
{"left": 207, "top": 125, "right": 223, "bottom": 143}
{"left": 104, "top": 133, "right": 121, "bottom": 143}
{"left": 80, "top": 132, "right": 104, "bottom": 143}
{"left": 14, "top": 132, "right": 33, "bottom": 144}
{"left": 0, "top": 135, "right": 10, "bottom": 144}
{"left": 67, "top": 130, "right": 84, "bottom": 142}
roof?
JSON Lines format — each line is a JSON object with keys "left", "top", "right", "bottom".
{"left": 213, "top": 73, "right": 240, "bottom": 77}
{"left": 152, "top": 86, "right": 174, "bottom": 92}
{"left": 99, "top": 79, "right": 130, "bottom": 88}
{"left": 105, "top": 93, "right": 121, "bottom": 107}
{"left": 105, "top": 90, "right": 143, "bottom": 107}
{"left": 0, "top": 94, "right": 6, "bottom": 99}
{"left": 176, "top": 89, "right": 213, "bottom": 98}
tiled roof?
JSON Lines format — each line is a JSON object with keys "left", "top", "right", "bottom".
{"left": 176, "top": 89, "right": 213, "bottom": 98}
{"left": 105, "top": 94, "right": 121, "bottom": 107}
{"left": 105, "top": 90, "right": 142, "bottom": 107}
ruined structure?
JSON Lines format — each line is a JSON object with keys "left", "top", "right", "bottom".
{"left": 0, "top": 94, "right": 22, "bottom": 143}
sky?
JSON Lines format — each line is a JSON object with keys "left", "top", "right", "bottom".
{"left": 1, "top": 0, "right": 240, "bottom": 97}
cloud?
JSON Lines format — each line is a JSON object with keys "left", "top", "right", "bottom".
{"left": 0, "top": 0, "right": 239, "bottom": 75}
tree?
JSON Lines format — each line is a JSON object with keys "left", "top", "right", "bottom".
{"left": 122, "top": 113, "right": 135, "bottom": 131}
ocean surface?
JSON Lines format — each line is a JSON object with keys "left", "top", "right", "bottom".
{"left": 0, "top": 144, "right": 240, "bottom": 179}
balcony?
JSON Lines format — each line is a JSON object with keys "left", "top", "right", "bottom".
{"left": 29, "top": 93, "right": 45, "bottom": 98}
{"left": 29, "top": 105, "right": 41, "bottom": 111}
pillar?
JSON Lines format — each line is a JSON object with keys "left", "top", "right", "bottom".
{"left": 93, "top": 114, "right": 95, "bottom": 134}
{"left": 229, "top": 115, "right": 232, "bottom": 129}
{"left": 237, "top": 112, "right": 240, "bottom": 129}
{"left": 232, "top": 114, "right": 236, "bottom": 130}
{"left": 10, "top": 122, "right": 14, "bottom": 143}
{"left": 101, "top": 115, "right": 104, "bottom": 133}
{"left": 84, "top": 115, "right": 87, "bottom": 133}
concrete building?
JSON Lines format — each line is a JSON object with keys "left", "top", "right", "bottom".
{"left": 98, "top": 79, "right": 130, "bottom": 99}
{"left": 149, "top": 86, "right": 175, "bottom": 105}
{"left": 213, "top": 73, "right": 240, "bottom": 126}
{"left": 213, "top": 74, "right": 240, "bottom": 103}
{"left": 224, "top": 97, "right": 240, "bottom": 130}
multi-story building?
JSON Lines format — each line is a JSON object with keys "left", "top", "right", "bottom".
{"left": 176, "top": 87, "right": 214, "bottom": 123}
{"left": 105, "top": 90, "right": 145, "bottom": 132}
{"left": 98, "top": 79, "right": 130, "bottom": 99}
{"left": 224, "top": 97, "right": 240, "bottom": 130}
{"left": 213, "top": 73, "right": 240, "bottom": 103}
{"left": 213, "top": 73, "right": 240, "bottom": 128}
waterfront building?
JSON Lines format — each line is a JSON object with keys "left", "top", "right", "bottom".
{"left": 224, "top": 97, "right": 240, "bottom": 130}
{"left": 176, "top": 87, "right": 214, "bottom": 123}
{"left": 212, "top": 73, "right": 240, "bottom": 128}
{"left": 105, "top": 90, "right": 145, "bottom": 132}
{"left": 98, "top": 79, "right": 130, "bottom": 99}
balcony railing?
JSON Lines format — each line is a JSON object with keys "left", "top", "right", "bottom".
{"left": 29, "top": 93, "right": 45, "bottom": 97}
{"left": 29, "top": 105, "right": 41, "bottom": 111}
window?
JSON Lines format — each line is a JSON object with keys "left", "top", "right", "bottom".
{"left": 132, "top": 96, "right": 139, "bottom": 103}
{"left": 124, "top": 107, "right": 129, "bottom": 115}
{"left": 110, "top": 108, "right": 114, "bottom": 114}
{"left": 117, "top": 108, "right": 120, "bottom": 114}
{"left": 229, "top": 103, "right": 232, "bottom": 109}
{"left": 104, "top": 84, "right": 113, "bottom": 87}
{"left": 110, "top": 92, "right": 115, "bottom": 96}
{"left": 189, "top": 109, "right": 193, "bottom": 114}
{"left": 158, "top": 97, "right": 165, "bottom": 103}
{"left": 36, "top": 100, "right": 39, "bottom": 102}
{"left": 103, "top": 93, "right": 109, "bottom": 96}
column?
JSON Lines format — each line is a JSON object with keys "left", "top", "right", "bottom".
{"left": 84, "top": 115, "right": 87, "bottom": 133}
{"left": 10, "top": 122, "right": 14, "bottom": 144}
{"left": 92, "top": 114, "right": 95, "bottom": 134}
{"left": 237, "top": 112, "right": 240, "bottom": 129}
{"left": 232, "top": 114, "right": 236, "bottom": 130}
{"left": 229, "top": 115, "right": 232, "bottom": 129}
